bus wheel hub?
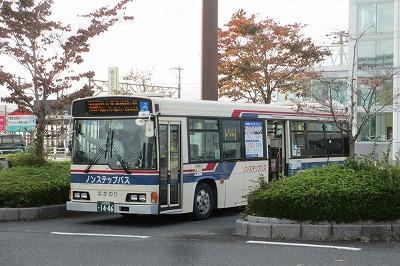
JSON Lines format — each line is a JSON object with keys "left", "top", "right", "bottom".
{"left": 196, "top": 190, "right": 210, "bottom": 213}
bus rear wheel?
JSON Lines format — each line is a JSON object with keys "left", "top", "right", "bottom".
{"left": 193, "top": 183, "right": 214, "bottom": 220}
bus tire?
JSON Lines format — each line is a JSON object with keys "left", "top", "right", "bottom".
{"left": 193, "top": 183, "right": 214, "bottom": 220}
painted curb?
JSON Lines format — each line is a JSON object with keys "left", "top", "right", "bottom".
{"left": 236, "top": 216, "right": 400, "bottom": 241}
{"left": 0, "top": 204, "right": 68, "bottom": 222}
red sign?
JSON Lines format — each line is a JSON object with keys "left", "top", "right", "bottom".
{"left": 0, "top": 115, "right": 5, "bottom": 132}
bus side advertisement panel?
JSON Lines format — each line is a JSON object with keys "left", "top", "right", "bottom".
{"left": 225, "top": 160, "right": 268, "bottom": 208}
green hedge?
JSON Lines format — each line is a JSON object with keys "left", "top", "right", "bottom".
{"left": 0, "top": 161, "right": 70, "bottom": 208}
{"left": 246, "top": 159, "right": 400, "bottom": 223}
{"left": 6, "top": 150, "right": 46, "bottom": 167}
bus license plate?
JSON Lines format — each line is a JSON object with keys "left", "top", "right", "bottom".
{"left": 97, "top": 201, "right": 115, "bottom": 213}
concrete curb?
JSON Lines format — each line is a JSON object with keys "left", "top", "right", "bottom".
{"left": 236, "top": 216, "right": 400, "bottom": 241}
{"left": 0, "top": 204, "right": 68, "bottom": 222}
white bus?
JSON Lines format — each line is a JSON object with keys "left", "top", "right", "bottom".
{"left": 66, "top": 96, "right": 349, "bottom": 219}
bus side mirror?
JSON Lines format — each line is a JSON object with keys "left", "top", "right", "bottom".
{"left": 145, "top": 121, "right": 154, "bottom": 137}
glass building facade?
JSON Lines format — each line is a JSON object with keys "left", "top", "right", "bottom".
{"left": 357, "top": 1, "right": 394, "bottom": 33}
{"left": 357, "top": 1, "right": 394, "bottom": 69}
{"left": 277, "top": 0, "right": 399, "bottom": 157}
{"left": 349, "top": 0, "right": 400, "bottom": 158}
{"left": 352, "top": 0, "right": 396, "bottom": 149}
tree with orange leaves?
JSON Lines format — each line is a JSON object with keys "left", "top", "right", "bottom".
{"left": 218, "top": 9, "right": 330, "bottom": 104}
{"left": 0, "top": 0, "right": 133, "bottom": 158}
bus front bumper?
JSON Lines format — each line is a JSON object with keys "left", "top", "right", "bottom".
{"left": 66, "top": 201, "right": 159, "bottom": 215}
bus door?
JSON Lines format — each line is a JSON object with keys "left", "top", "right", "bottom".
{"left": 267, "top": 121, "right": 285, "bottom": 181}
{"left": 159, "top": 122, "right": 181, "bottom": 210}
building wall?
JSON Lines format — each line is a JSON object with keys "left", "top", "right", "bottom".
{"left": 392, "top": 0, "right": 400, "bottom": 158}
{"left": 275, "top": 0, "right": 398, "bottom": 159}
{"left": 349, "top": 0, "right": 398, "bottom": 158}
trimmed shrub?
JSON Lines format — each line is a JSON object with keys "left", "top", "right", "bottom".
{"left": 0, "top": 161, "right": 70, "bottom": 208}
{"left": 246, "top": 161, "right": 400, "bottom": 223}
{"left": 6, "top": 151, "right": 46, "bottom": 167}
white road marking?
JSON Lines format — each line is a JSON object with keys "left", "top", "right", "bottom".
{"left": 246, "top": 241, "right": 361, "bottom": 251}
{"left": 50, "top": 232, "right": 150, "bottom": 239}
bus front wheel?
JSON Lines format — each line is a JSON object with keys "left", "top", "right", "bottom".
{"left": 193, "top": 183, "right": 214, "bottom": 220}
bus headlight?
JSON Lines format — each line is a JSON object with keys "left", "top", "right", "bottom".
{"left": 126, "top": 193, "right": 146, "bottom": 202}
{"left": 138, "top": 194, "right": 146, "bottom": 202}
{"left": 73, "top": 191, "right": 90, "bottom": 200}
{"left": 129, "top": 194, "right": 138, "bottom": 201}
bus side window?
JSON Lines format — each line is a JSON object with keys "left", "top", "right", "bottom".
{"left": 190, "top": 144, "right": 199, "bottom": 161}
{"left": 221, "top": 120, "right": 241, "bottom": 160}
{"left": 188, "top": 118, "right": 220, "bottom": 162}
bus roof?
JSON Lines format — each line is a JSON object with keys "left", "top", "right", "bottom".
{"left": 73, "top": 95, "right": 344, "bottom": 121}
{"left": 150, "top": 97, "right": 342, "bottom": 121}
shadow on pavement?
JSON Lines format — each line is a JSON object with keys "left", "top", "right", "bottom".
{"left": 76, "top": 207, "right": 242, "bottom": 228}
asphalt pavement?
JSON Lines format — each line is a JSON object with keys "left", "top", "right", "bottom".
{"left": 1, "top": 209, "right": 400, "bottom": 266}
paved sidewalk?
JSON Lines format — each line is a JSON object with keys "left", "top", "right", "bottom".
{"left": 0, "top": 204, "right": 68, "bottom": 222}
{"left": 236, "top": 216, "right": 400, "bottom": 241}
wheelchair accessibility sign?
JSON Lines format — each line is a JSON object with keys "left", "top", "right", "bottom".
{"left": 139, "top": 101, "right": 150, "bottom": 117}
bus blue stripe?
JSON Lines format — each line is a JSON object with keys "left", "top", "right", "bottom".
{"left": 71, "top": 162, "right": 238, "bottom": 185}
{"left": 183, "top": 162, "right": 236, "bottom": 183}
{"left": 287, "top": 160, "right": 345, "bottom": 176}
{"left": 70, "top": 174, "right": 159, "bottom": 185}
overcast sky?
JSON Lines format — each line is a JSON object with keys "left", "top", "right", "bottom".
{"left": 2, "top": 0, "right": 349, "bottom": 102}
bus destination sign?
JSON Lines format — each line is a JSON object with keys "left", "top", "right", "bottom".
{"left": 72, "top": 97, "right": 152, "bottom": 117}
{"left": 87, "top": 99, "right": 140, "bottom": 116}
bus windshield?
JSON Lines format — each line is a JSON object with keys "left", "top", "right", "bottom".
{"left": 72, "top": 118, "right": 156, "bottom": 170}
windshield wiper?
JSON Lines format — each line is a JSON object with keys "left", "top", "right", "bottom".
{"left": 84, "top": 143, "right": 107, "bottom": 173}
{"left": 114, "top": 150, "right": 131, "bottom": 174}
{"left": 110, "top": 130, "right": 114, "bottom": 159}
{"left": 109, "top": 130, "right": 130, "bottom": 174}
{"left": 84, "top": 131, "right": 111, "bottom": 173}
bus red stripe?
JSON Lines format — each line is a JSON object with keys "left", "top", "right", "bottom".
{"left": 231, "top": 109, "right": 346, "bottom": 118}
{"left": 183, "top": 163, "right": 218, "bottom": 173}
{"left": 204, "top": 163, "right": 217, "bottom": 171}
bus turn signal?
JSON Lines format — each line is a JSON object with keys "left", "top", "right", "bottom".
{"left": 151, "top": 192, "right": 158, "bottom": 203}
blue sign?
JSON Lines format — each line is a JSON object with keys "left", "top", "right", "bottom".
{"left": 139, "top": 101, "right": 149, "bottom": 112}
{"left": 7, "top": 115, "right": 36, "bottom": 132}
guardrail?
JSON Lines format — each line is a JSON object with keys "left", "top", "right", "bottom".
{"left": 0, "top": 149, "right": 23, "bottom": 155}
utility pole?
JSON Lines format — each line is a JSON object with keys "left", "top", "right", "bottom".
{"left": 172, "top": 66, "right": 183, "bottom": 98}
{"left": 332, "top": 31, "right": 348, "bottom": 66}
{"left": 325, "top": 31, "right": 348, "bottom": 66}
